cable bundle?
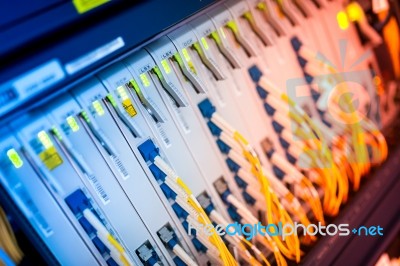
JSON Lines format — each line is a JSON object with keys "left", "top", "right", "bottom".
{"left": 248, "top": 65, "right": 347, "bottom": 217}
{"left": 290, "top": 37, "right": 388, "bottom": 191}
{"left": 199, "top": 98, "right": 305, "bottom": 265}
{"left": 199, "top": 196, "right": 271, "bottom": 266}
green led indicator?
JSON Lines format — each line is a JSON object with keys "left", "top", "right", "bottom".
{"left": 7, "top": 148, "right": 23, "bottom": 169}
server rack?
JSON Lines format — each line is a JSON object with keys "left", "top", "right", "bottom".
{"left": 1, "top": 0, "right": 399, "bottom": 265}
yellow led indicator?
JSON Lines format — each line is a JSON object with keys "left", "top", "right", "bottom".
{"left": 7, "top": 149, "right": 23, "bottom": 169}
{"left": 201, "top": 37, "right": 209, "bottom": 50}
{"left": 161, "top": 59, "right": 171, "bottom": 74}
{"left": 39, "top": 146, "right": 63, "bottom": 170}
{"left": 117, "top": 86, "right": 129, "bottom": 101}
{"left": 38, "top": 131, "right": 53, "bottom": 149}
{"left": 337, "top": 11, "right": 350, "bottom": 30}
{"left": 346, "top": 3, "right": 364, "bottom": 22}
{"left": 226, "top": 21, "right": 239, "bottom": 34}
{"left": 37, "top": 130, "right": 63, "bottom": 170}
{"left": 181, "top": 48, "right": 197, "bottom": 74}
{"left": 139, "top": 73, "right": 150, "bottom": 87}
{"left": 122, "top": 99, "right": 137, "bottom": 117}
{"left": 188, "top": 61, "right": 197, "bottom": 75}
{"left": 66, "top": 116, "right": 79, "bottom": 132}
{"left": 73, "top": 0, "right": 110, "bottom": 14}
{"left": 114, "top": 86, "right": 137, "bottom": 116}
{"left": 182, "top": 48, "right": 191, "bottom": 62}
{"left": 257, "top": 2, "right": 266, "bottom": 11}
{"left": 92, "top": 100, "right": 105, "bottom": 116}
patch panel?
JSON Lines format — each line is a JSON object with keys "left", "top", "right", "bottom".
{"left": 99, "top": 61, "right": 219, "bottom": 264}
{"left": 140, "top": 41, "right": 278, "bottom": 261}
{"left": 85, "top": 64, "right": 236, "bottom": 264}
{"left": 9, "top": 111, "right": 179, "bottom": 265}
{"left": 208, "top": 4, "right": 289, "bottom": 163}
{"left": 123, "top": 50, "right": 269, "bottom": 264}
{"left": 0, "top": 0, "right": 397, "bottom": 265}
{"left": 145, "top": 37, "right": 243, "bottom": 211}
{"left": 44, "top": 92, "right": 181, "bottom": 265}
{"left": 173, "top": 14, "right": 321, "bottom": 234}
{"left": 9, "top": 117, "right": 138, "bottom": 264}
{"left": 170, "top": 15, "right": 328, "bottom": 238}
{"left": 165, "top": 28, "right": 274, "bottom": 222}
{"left": 190, "top": 11, "right": 301, "bottom": 182}
{"left": 168, "top": 26, "right": 248, "bottom": 201}
{"left": 143, "top": 41, "right": 240, "bottom": 209}
{"left": 70, "top": 79, "right": 198, "bottom": 264}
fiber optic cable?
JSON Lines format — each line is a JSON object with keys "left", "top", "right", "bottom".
{"left": 65, "top": 190, "right": 133, "bottom": 266}
{"left": 157, "top": 159, "right": 236, "bottom": 265}
{"left": 173, "top": 244, "right": 198, "bottom": 265}
{"left": 219, "top": 138, "right": 316, "bottom": 243}
{"left": 314, "top": 119, "right": 363, "bottom": 191}
{"left": 0, "top": 207, "right": 23, "bottom": 265}
{"left": 302, "top": 72, "right": 387, "bottom": 187}
{"left": 183, "top": 31, "right": 316, "bottom": 233}
{"left": 215, "top": 175, "right": 290, "bottom": 264}
{"left": 138, "top": 140, "right": 237, "bottom": 265}
{"left": 189, "top": 201, "right": 251, "bottom": 264}
{"left": 199, "top": 99, "right": 302, "bottom": 262}
{"left": 248, "top": 67, "right": 349, "bottom": 216}
{"left": 291, "top": 37, "right": 387, "bottom": 181}
{"left": 207, "top": 210, "right": 268, "bottom": 266}
{"left": 249, "top": 70, "right": 340, "bottom": 213}
{"left": 228, "top": 142, "right": 304, "bottom": 259}
{"left": 83, "top": 209, "right": 133, "bottom": 266}
{"left": 299, "top": 39, "right": 386, "bottom": 180}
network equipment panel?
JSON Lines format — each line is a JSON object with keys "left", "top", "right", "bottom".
{"left": 0, "top": 0, "right": 398, "bottom": 265}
